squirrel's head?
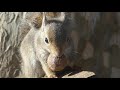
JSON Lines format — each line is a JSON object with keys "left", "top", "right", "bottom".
{"left": 26, "top": 12, "right": 73, "bottom": 71}
{"left": 40, "top": 12, "right": 72, "bottom": 71}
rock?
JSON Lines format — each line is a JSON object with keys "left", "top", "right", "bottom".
{"left": 62, "top": 71, "right": 95, "bottom": 78}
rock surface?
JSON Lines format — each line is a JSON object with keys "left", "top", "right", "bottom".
{"left": 62, "top": 71, "right": 95, "bottom": 78}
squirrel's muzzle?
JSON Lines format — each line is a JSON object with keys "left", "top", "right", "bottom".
{"left": 47, "top": 54, "right": 67, "bottom": 72}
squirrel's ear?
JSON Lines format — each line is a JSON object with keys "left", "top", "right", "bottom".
{"left": 43, "top": 12, "right": 66, "bottom": 22}
{"left": 41, "top": 12, "right": 48, "bottom": 31}
{"left": 42, "top": 12, "right": 48, "bottom": 26}
{"left": 25, "top": 12, "right": 43, "bottom": 29}
{"left": 58, "top": 12, "right": 66, "bottom": 22}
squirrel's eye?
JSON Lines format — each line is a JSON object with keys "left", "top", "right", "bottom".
{"left": 45, "top": 38, "right": 49, "bottom": 44}
{"left": 66, "top": 37, "right": 70, "bottom": 42}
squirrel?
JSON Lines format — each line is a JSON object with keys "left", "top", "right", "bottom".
{"left": 20, "top": 12, "right": 93, "bottom": 78}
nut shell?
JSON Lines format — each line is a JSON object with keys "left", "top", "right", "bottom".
{"left": 47, "top": 54, "right": 67, "bottom": 71}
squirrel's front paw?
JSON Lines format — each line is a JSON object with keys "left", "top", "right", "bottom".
{"left": 48, "top": 74, "right": 58, "bottom": 78}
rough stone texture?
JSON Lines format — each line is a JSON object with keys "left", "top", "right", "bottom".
{"left": 62, "top": 71, "right": 95, "bottom": 78}
{"left": 0, "top": 12, "right": 30, "bottom": 78}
